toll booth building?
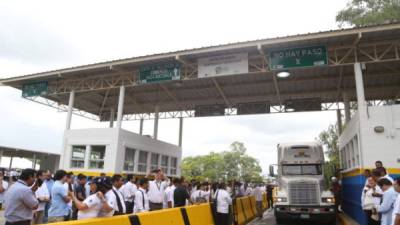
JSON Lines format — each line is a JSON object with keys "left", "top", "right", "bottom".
{"left": 1, "top": 22, "right": 400, "bottom": 224}
{"left": 62, "top": 128, "right": 181, "bottom": 176}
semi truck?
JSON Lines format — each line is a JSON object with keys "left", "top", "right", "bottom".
{"left": 269, "top": 142, "right": 336, "bottom": 224}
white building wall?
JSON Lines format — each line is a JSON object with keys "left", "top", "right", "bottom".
{"left": 339, "top": 105, "right": 400, "bottom": 170}
{"left": 61, "top": 128, "right": 182, "bottom": 176}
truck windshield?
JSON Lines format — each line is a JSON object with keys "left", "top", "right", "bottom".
{"left": 282, "top": 164, "right": 322, "bottom": 175}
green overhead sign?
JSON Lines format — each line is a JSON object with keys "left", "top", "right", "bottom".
{"left": 22, "top": 81, "right": 48, "bottom": 97}
{"left": 139, "top": 63, "right": 181, "bottom": 84}
{"left": 269, "top": 45, "right": 328, "bottom": 70}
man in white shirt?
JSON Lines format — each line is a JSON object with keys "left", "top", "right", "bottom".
{"left": 214, "top": 183, "right": 232, "bottom": 225}
{"left": 253, "top": 184, "right": 263, "bottom": 218}
{"left": 111, "top": 174, "right": 126, "bottom": 215}
{"left": 134, "top": 178, "right": 150, "bottom": 213}
{"left": 0, "top": 170, "right": 9, "bottom": 210}
{"left": 34, "top": 170, "right": 50, "bottom": 224}
{"left": 167, "top": 178, "right": 179, "bottom": 208}
{"left": 147, "top": 169, "right": 167, "bottom": 211}
{"left": 121, "top": 174, "right": 137, "bottom": 214}
{"left": 392, "top": 178, "right": 400, "bottom": 225}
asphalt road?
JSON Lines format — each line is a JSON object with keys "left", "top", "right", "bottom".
{"left": 249, "top": 210, "right": 342, "bottom": 225}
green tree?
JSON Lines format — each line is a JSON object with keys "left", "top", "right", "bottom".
{"left": 181, "top": 142, "right": 263, "bottom": 182}
{"left": 318, "top": 124, "right": 340, "bottom": 187}
{"left": 336, "top": 0, "right": 400, "bottom": 27}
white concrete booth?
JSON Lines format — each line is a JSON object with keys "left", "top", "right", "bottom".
{"left": 339, "top": 104, "right": 400, "bottom": 171}
{"left": 61, "top": 128, "right": 182, "bottom": 176}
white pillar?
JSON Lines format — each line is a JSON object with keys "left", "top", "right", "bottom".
{"left": 354, "top": 63, "right": 367, "bottom": 115}
{"left": 139, "top": 119, "right": 144, "bottom": 135}
{"left": 153, "top": 105, "right": 159, "bottom": 139}
{"left": 9, "top": 156, "right": 13, "bottom": 170}
{"left": 337, "top": 109, "right": 343, "bottom": 135}
{"left": 32, "top": 153, "right": 36, "bottom": 169}
{"left": 178, "top": 117, "right": 183, "bottom": 147}
{"left": 109, "top": 108, "right": 115, "bottom": 128}
{"left": 65, "top": 90, "right": 75, "bottom": 130}
{"left": 0, "top": 149, "right": 3, "bottom": 167}
{"left": 116, "top": 86, "right": 125, "bottom": 129}
{"left": 343, "top": 92, "right": 351, "bottom": 123}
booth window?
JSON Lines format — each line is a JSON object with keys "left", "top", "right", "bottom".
{"left": 161, "top": 155, "right": 169, "bottom": 174}
{"left": 170, "top": 157, "right": 177, "bottom": 175}
{"left": 124, "top": 148, "right": 136, "bottom": 171}
{"left": 138, "top": 151, "right": 148, "bottom": 173}
{"left": 71, "top": 145, "right": 86, "bottom": 168}
{"left": 150, "top": 153, "right": 159, "bottom": 171}
{"left": 89, "top": 146, "right": 105, "bottom": 169}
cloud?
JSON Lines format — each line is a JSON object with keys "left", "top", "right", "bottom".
{"left": 0, "top": 0, "right": 348, "bottom": 173}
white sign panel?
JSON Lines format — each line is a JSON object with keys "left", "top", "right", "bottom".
{"left": 198, "top": 53, "right": 248, "bottom": 78}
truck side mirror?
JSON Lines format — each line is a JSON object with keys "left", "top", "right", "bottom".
{"left": 269, "top": 165, "right": 275, "bottom": 177}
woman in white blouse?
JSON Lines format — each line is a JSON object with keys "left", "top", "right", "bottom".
{"left": 361, "top": 177, "right": 382, "bottom": 225}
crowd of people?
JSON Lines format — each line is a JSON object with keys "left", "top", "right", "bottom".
{"left": 0, "top": 168, "right": 274, "bottom": 225}
{"left": 361, "top": 161, "right": 400, "bottom": 225}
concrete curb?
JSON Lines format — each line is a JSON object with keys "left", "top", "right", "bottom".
{"left": 338, "top": 213, "right": 360, "bottom": 225}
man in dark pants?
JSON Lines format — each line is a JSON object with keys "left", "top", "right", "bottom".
{"left": 4, "top": 169, "right": 39, "bottom": 225}
{"left": 266, "top": 183, "right": 274, "bottom": 210}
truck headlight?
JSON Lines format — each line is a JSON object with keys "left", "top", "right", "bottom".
{"left": 322, "top": 197, "right": 335, "bottom": 203}
{"left": 275, "top": 197, "right": 287, "bottom": 202}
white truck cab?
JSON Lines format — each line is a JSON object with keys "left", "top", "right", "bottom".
{"left": 270, "top": 142, "right": 336, "bottom": 224}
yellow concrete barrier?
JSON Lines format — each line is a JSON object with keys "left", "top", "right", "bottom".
{"left": 262, "top": 193, "right": 268, "bottom": 211}
{"left": 46, "top": 215, "right": 130, "bottom": 225}
{"left": 185, "top": 203, "right": 215, "bottom": 225}
{"left": 234, "top": 198, "right": 247, "bottom": 225}
{"left": 132, "top": 207, "right": 185, "bottom": 225}
{"left": 249, "top": 196, "right": 257, "bottom": 216}
{"left": 241, "top": 197, "right": 255, "bottom": 221}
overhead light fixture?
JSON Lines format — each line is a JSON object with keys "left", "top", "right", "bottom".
{"left": 277, "top": 71, "right": 291, "bottom": 78}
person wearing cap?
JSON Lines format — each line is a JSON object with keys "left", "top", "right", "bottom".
{"left": 72, "top": 177, "right": 113, "bottom": 220}
{"left": 147, "top": 169, "right": 167, "bottom": 211}
{"left": 121, "top": 174, "right": 137, "bottom": 214}
{"left": 4, "top": 169, "right": 39, "bottom": 225}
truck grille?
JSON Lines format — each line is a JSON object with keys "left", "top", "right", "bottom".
{"left": 289, "top": 182, "right": 319, "bottom": 205}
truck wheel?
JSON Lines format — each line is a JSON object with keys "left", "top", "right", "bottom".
{"left": 276, "top": 218, "right": 285, "bottom": 224}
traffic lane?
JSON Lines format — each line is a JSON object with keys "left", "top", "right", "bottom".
{"left": 250, "top": 210, "right": 342, "bottom": 225}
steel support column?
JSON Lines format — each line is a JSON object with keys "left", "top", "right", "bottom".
{"left": 343, "top": 92, "right": 351, "bottom": 123}
{"left": 109, "top": 108, "right": 115, "bottom": 128}
{"left": 354, "top": 63, "right": 367, "bottom": 114}
{"left": 337, "top": 109, "right": 343, "bottom": 135}
{"left": 178, "top": 117, "right": 183, "bottom": 147}
{"left": 116, "top": 86, "right": 125, "bottom": 128}
{"left": 32, "top": 153, "right": 37, "bottom": 169}
{"left": 139, "top": 118, "right": 144, "bottom": 135}
{"left": 65, "top": 90, "right": 75, "bottom": 130}
{"left": 9, "top": 156, "right": 13, "bottom": 170}
{"left": 153, "top": 105, "right": 159, "bottom": 139}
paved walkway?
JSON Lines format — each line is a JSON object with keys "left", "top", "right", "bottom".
{"left": 249, "top": 209, "right": 343, "bottom": 225}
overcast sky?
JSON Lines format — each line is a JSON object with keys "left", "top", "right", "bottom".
{"left": 0, "top": 0, "right": 347, "bottom": 174}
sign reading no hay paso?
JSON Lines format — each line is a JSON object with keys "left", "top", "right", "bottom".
{"left": 269, "top": 45, "right": 328, "bottom": 70}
